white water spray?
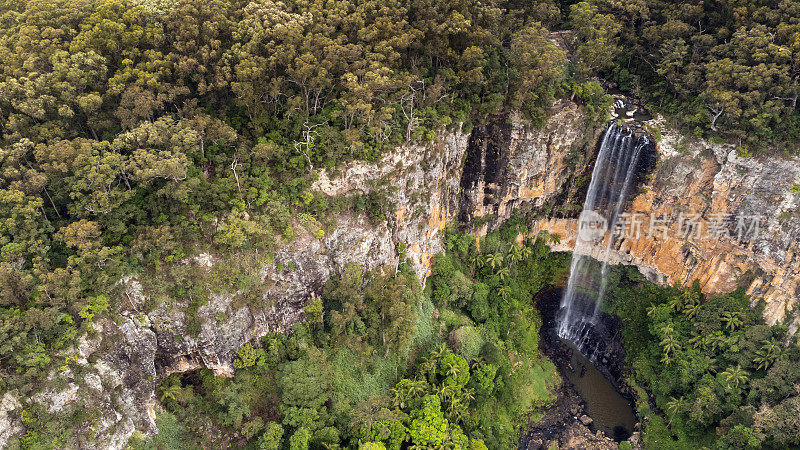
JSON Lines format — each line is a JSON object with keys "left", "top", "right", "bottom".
{"left": 557, "top": 124, "right": 651, "bottom": 356}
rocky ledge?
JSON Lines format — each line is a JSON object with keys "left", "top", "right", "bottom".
{"left": 6, "top": 98, "right": 799, "bottom": 447}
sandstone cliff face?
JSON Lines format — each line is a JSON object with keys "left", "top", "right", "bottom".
{"left": 314, "top": 129, "right": 469, "bottom": 280}
{"left": 2, "top": 129, "right": 470, "bottom": 449}
{"left": 9, "top": 100, "right": 799, "bottom": 447}
{"left": 528, "top": 115, "right": 800, "bottom": 333}
{"left": 458, "top": 104, "right": 595, "bottom": 232}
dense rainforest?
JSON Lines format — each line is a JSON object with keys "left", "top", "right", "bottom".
{"left": 1, "top": 0, "right": 799, "bottom": 448}
{"left": 130, "top": 226, "right": 569, "bottom": 449}
{"left": 605, "top": 270, "right": 800, "bottom": 449}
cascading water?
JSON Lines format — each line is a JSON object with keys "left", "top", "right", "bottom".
{"left": 557, "top": 124, "right": 651, "bottom": 357}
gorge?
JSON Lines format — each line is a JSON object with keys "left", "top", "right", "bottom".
{"left": 4, "top": 2, "right": 800, "bottom": 447}
{"left": 4, "top": 98, "right": 800, "bottom": 448}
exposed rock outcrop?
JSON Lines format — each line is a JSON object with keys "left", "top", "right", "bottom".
{"left": 10, "top": 99, "right": 800, "bottom": 448}
{"left": 458, "top": 104, "right": 595, "bottom": 233}
{"left": 3, "top": 129, "right": 471, "bottom": 449}
{"left": 529, "top": 115, "right": 800, "bottom": 332}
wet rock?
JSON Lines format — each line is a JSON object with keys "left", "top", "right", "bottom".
{"left": 559, "top": 422, "right": 619, "bottom": 450}
{"left": 629, "top": 431, "right": 642, "bottom": 448}
{"left": 12, "top": 96, "right": 800, "bottom": 448}
{"left": 532, "top": 113, "right": 800, "bottom": 333}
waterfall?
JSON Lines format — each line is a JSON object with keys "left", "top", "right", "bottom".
{"left": 557, "top": 124, "right": 651, "bottom": 356}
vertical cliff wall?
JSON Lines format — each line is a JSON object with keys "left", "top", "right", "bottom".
{"left": 7, "top": 99, "right": 800, "bottom": 448}
{"left": 530, "top": 116, "right": 800, "bottom": 332}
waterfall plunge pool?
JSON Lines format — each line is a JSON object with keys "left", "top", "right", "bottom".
{"left": 560, "top": 338, "right": 636, "bottom": 440}
{"left": 537, "top": 287, "right": 638, "bottom": 442}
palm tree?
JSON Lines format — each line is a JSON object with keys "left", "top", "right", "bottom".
{"left": 683, "top": 302, "right": 700, "bottom": 320}
{"left": 485, "top": 252, "right": 504, "bottom": 270}
{"left": 658, "top": 322, "right": 679, "bottom": 357}
{"left": 495, "top": 266, "right": 510, "bottom": 281}
{"left": 438, "top": 384, "right": 457, "bottom": 403}
{"left": 445, "top": 362, "right": 462, "bottom": 380}
{"left": 721, "top": 365, "right": 749, "bottom": 390}
{"left": 660, "top": 335, "right": 678, "bottom": 356}
{"left": 509, "top": 246, "right": 524, "bottom": 264}
{"left": 709, "top": 331, "right": 727, "bottom": 352}
{"left": 721, "top": 311, "right": 743, "bottom": 331}
{"left": 390, "top": 387, "right": 405, "bottom": 409}
{"left": 754, "top": 339, "right": 780, "bottom": 370}
{"left": 668, "top": 295, "right": 683, "bottom": 311}
{"left": 475, "top": 253, "right": 486, "bottom": 269}
{"left": 445, "top": 397, "right": 467, "bottom": 424}
{"left": 460, "top": 387, "right": 475, "bottom": 405}
{"left": 682, "top": 289, "right": 701, "bottom": 308}
{"left": 659, "top": 323, "right": 675, "bottom": 339}
{"left": 549, "top": 233, "right": 562, "bottom": 245}
{"left": 392, "top": 379, "right": 429, "bottom": 409}
{"left": 538, "top": 230, "right": 551, "bottom": 243}
{"left": 666, "top": 396, "right": 683, "bottom": 423}
{"left": 497, "top": 285, "right": 511, "bottom": 301}
{"left": 159, "top": 380, "right": 182, "bottom": 404}
{"left": 409, "top": 379, "right": 428, "bottom": 397}
{"left": 432, "top": 343, "right": 448, "bottom": 360}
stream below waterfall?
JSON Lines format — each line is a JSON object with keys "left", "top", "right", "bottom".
{"left": 525, "top": 123, "right": 652, "bottom": 447}
{"left": 559, "top": 337, "right": 636, "bottom": 440}
{"left": 537, "top": 287, "right": 638, "bottom": 443}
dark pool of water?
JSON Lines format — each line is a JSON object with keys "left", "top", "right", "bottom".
{"left": 536, "top": 287, "right": 638, "bottom": 442}
{"left": 559, "top": 338, "right": 636, "bottom": 440}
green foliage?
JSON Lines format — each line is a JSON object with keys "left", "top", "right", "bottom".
{"left": 583, "top": 0, "right": 800, "bottom": 147}
{"left": 607, "top": 266, "right": 800, "bottom": 448}
{"left": 257, "top": 422, "right": 284, "bottom": 450}
{"left": 278, "top": 349, "right": 330, "bottom": 411}
{"left": 0, "top": 0, "right": 575, "bottom": 409}
{"left": 128, "top": 411, "right": 187, "bottom": 450}
{"left": 145, "top": 226, "right": 564, "bottom": 448}
{"left": 233, "top": 344, "right": 265, "bottom": 370}
{"left": 288, "top": 427, "right": 310, "bottom": 450}
{"left": 569, "top": 1, "right": 622, "bottom": 76}
{"left": 438, "top": 352, "right": 470, "bottom": 388}
{"left": 409, "top": 395, "right": 448, "bottom": 447}
{"left": 450, "top": 325, "right": 485, "bottom": 362}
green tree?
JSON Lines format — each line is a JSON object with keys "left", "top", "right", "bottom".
{"left": 289, "top": 427, "right": 310, "bottom": 450}
{"left": 409, "top": 395, "right": 448, "bottom": 447}
{"left": 569, "top": 1, "right": 622, "bottom": 76}
{"left": 258, "top": 422, "right": 283, "bottom": 450}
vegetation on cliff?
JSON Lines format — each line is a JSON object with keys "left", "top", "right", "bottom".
{"left": 1, "top": 0, "right": 798, "bottom": 448}
{"left": 0, "top": 0, "right": 600, "bottom": 396}
{"left": 130, "top": 225, "right": 567, "bottom": 449}
{"left": 606, "top": 267, "right": 800, "bottom": 449}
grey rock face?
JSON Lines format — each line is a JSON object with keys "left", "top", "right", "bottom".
{"left": 12, "top": 101, "right": 800, "bottom": 448}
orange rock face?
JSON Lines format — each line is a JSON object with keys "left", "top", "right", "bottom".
{"left": 524, "top": 116, "right": 800, "bottom": 332}
{"left": 316, "top": 102, "right": 800, "bottom": 334}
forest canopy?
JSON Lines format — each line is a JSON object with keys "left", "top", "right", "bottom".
{"left": 577, "top": 0, "right": 800, "bottom": 145}
{"left": 2, "top": 0, "right": 800, "bottom": 448}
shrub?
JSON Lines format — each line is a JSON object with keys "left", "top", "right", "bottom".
{"left": 450, "top": 325, "right": 485, "bottom": 362}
